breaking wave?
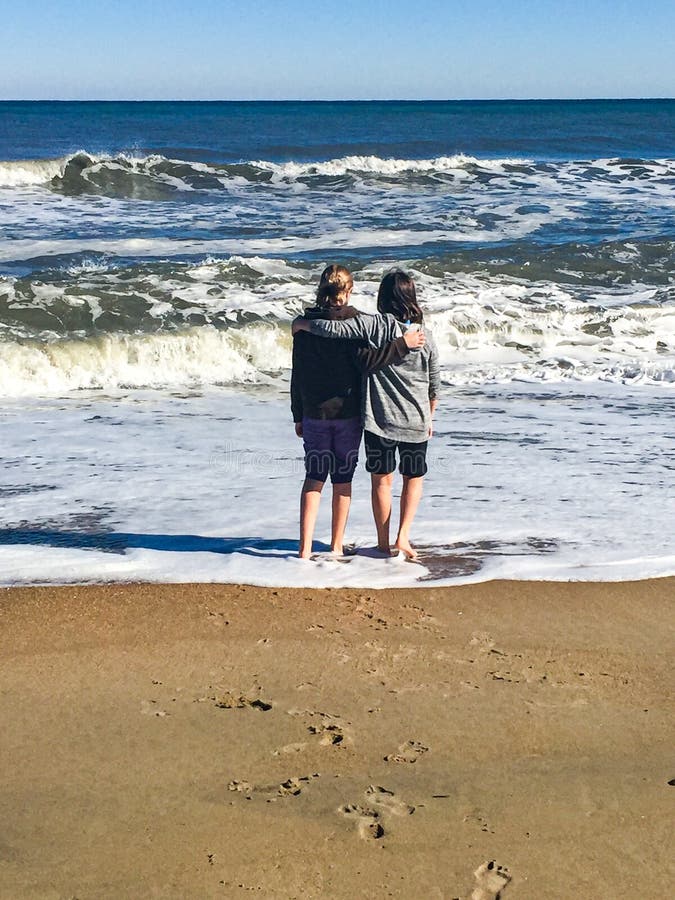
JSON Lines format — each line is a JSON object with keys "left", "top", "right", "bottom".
{"left": 2, "top": 150, "right": 675, "bottom": 198}
{"left": 0, "top": 324, "right": 290, "bottom": 397}
{"left": 0, "top": 151, "right": 531, "bottom": 191}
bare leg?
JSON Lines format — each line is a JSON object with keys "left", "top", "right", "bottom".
{"left": 394, "top": 475, "right": 424, "bottom": 559}
{"left": 299, "top": 478, "right": 324, "bottom": 558}
{"left": 330, "top": 482, "right": 352, "bottom": 554}
{"left": 371, "top": 472, "right": 395, "bottom": 553}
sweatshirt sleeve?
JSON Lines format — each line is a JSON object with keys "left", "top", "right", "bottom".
{"left": 290, "top": 336, "right": 303, "bottom": 422}
{"left": 427, "top": 332, "right": 441, "bottom": 400}
{"left": 307, "top": 313, "right": 398, "bottom": 347}
{"left": 355, "top": 336, "right": 410, "bottom": 374}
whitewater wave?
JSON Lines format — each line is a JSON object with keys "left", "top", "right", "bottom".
{"left": 3, "top": 150, "right": 675, "bottom": 198}
{"left": 0, "top": 152, "right": 226, "bottom": 198}
{"left": 0, "top": 157, "right": 67, "bottom": 187}
{"left": 248, "top": 153, "right": 533, "bottom": 179}
{"left": 0, "top": 151, "right": 532, "bottom": 191}
{"left": 0, "top": 324, "right": 290, "bottom": 397}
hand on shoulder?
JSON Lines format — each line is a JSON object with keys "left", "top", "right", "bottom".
{"left": 403, "top": 328, "right": 426, "bottom": 350}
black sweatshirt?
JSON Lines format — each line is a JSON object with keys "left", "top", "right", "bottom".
{"left": 290, "top": 305, "right": 410, "bottom": 422}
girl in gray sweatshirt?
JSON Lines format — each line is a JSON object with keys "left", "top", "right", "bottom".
{"left": 293, "top": 270, "right": 440, "bottom": 559}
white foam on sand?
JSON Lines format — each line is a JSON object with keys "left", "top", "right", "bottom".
{"left": 0, "top": 382, "right": 673, "bottom": 588}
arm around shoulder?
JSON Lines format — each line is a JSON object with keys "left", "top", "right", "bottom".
{"left": 308, "top": 312, "right": 397, "bottom": 346}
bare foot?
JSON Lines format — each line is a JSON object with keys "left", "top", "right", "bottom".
{"left": 330, "top": 544, "right": 343, "bottom": 555}
{"left": 394, "top": 537, "right": 418, "bottom": 559}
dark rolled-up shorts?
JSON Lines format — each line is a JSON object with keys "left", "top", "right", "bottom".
{"left": 364, "top": 430, "right": 428, "bottom": 478}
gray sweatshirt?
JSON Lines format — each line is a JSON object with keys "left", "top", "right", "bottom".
{"left": 307, "top": 312, "right": 440, "bottom": 443}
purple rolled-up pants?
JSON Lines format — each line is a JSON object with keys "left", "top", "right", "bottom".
{"left": 302, "top": 416, "right": 362, "bottom": 484}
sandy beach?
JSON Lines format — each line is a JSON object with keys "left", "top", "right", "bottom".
{"left": 0, "top": 579, "right": 672, "bottom": 899}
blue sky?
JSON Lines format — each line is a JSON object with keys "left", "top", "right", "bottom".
{"left": 2, "top": 0, "right": 674, "bottom": 100}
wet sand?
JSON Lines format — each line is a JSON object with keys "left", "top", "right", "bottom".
{"left": 0, "top": 579, "right": 673, "bottom": 899}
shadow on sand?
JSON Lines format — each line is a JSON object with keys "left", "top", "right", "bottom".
{"left": 0, "top": 528, "right": 307, "bottom": 560}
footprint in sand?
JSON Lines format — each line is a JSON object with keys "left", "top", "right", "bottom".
{"left": 228, "top": 779, "right": 253, "bottom": 795}
{"left": 365, "top": 785, "right": 415, "bottom": 816}
{"left": 213, "top": 691, "right": 272, "bottom": 711}
{"left": 338, "top": 804, "right": 384, "bottom": 841}
{"left": 229, "top": 774, "right": 319, "bottom": 800}
{"left": 471, "top": 861, "right": 511, "bottom": 900}
{"left": 338, "top": 786, "right": 413, "bottom": 841}
{"left": 307, "top": 714, "right": 352, "bottom": 746}
{"left": 384, "top": 739, "right": 429, "bottom": 764}
{"left": 272, "top": 741, "right": 308, "bottom": 757}
{"left": 309, "top": 721, "right": 348, "bottom": 745}
{"left": 463, "top": 809, "right": 494, "bottom": 834}
{"left": 287, "top": 709, "right": 354, "bottom": 747}
{"left": 277, "top": 774, "right": 320, "bottom": 797}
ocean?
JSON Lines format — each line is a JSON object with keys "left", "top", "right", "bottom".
{"left": 1, "top": 99, "right": 673, "bottom": 586}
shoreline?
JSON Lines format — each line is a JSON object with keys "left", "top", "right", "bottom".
{"left": 4, "top": 566, "right": 675, "bottom": 588}
{"left": 1, "top": 578, "right": 673, "bottom": 898}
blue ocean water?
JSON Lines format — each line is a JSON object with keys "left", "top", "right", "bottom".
{"left": 1, "top": 97, "right": 673, "bottom": 384}
{"left": 2, "top": 99, "right": 674, "bottom": 162}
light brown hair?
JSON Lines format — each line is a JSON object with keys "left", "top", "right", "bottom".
{"left": 316, "top": 264, "right": 354, "bottom": 308}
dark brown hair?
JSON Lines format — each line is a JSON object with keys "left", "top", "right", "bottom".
{"left": 316, "top": 264, "right": 354, "bottom": 308}
{"left": 377, "top": 270, "right": 423, "bottom": 324}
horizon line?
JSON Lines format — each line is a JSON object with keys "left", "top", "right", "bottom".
{"left": 1, "top": 96, "right": 674, "bottom": 103}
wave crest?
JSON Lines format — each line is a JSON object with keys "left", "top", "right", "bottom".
{"left": 2, "top": 151, "right": 674, "bottom": 200}
{"left": 0, "top": 150, "right": 533, "bottom": 191}
{"left": 0, "top": 324, "right": 290, "bottom": 397}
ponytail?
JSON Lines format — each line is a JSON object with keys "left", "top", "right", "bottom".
{"left": 316, "top": 264, "right": 354, "bottom": 308}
